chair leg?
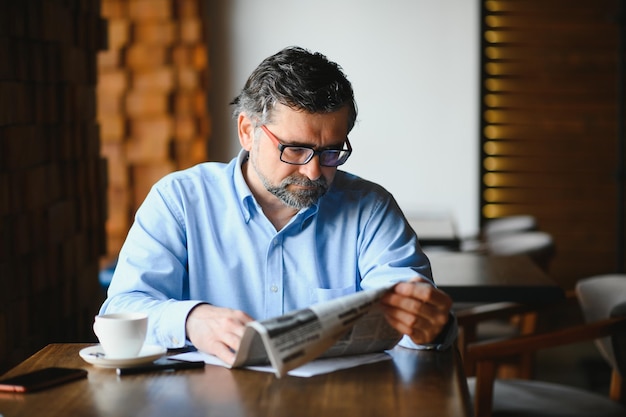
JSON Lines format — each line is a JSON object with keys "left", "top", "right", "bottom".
{"left": 517, "top": 311, "right": 538, "bottom": 379}
{"left": 494, "top": 312, "right": 538, "bottom": 379}
{"left": 519, "top": 312, "right": 538, "bottom": 335}
{"left": 459, "top": 324, "right": 478, "bottom": 376}
{"left": 474, "top": 360, "right": 497, "bottom": 417}
{"left": 609, "top": 369, "right": 625, "bottom": 405}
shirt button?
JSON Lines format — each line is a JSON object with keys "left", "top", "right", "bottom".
{"left": 270, "top": 284, "right": 278, "bottom": 293}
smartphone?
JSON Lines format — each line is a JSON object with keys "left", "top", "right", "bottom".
{"left": 0, "top": 367, "right": 88, "bottom": 393}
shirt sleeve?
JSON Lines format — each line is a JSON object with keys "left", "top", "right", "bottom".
{"left": 357, "top": 190, "right": 433, "bottom": 288}
{"left": 353, "top": 183, "right": 457, "bottom": 350}
{"left": 99, "top": 179, "right": 205, "bottom": 348}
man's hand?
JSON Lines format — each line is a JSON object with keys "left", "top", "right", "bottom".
{"left": 185, "top": 304, "right": 254, "bottom": 365}
{"left": 380, "top": 278, "right": 452, "bottom": 345}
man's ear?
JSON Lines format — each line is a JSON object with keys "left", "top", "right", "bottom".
{"left": 238, "top": 113, "right": 255, "bottom": 151}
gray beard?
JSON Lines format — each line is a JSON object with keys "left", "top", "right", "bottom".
{"left": 248, "top": 147, "right": 329, "bottom": 209}
{"left": 261, "top": 174, "right": 328, "bottom": 209}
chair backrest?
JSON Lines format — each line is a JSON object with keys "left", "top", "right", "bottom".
{"left": 485, "top": 231, "right": 555, "bottom": 271}
{"left": 576, "top": 274, "right": 626, "bottom": 376}
{"left": 483, "top": 215, "right": 537, "bottom": 239}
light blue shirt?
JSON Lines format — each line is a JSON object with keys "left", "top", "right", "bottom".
{"left": 101, "top": 150, "right": 455, "bottom": 350}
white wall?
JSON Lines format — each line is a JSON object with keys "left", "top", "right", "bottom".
{"left": 205, "top": 0, "right": 479, "bottom": 237}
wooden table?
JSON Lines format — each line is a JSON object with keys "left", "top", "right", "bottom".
{"left": 0, "top": 343, "right": 473, "bottom": 417}
{"left": 408, "top": 217, "right": 461, "bottom": 250}
{"left": 428, "top": 252, "right": 564, "bottom": 303}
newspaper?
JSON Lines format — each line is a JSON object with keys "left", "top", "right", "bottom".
{"left": 230, "top": 284, "right": 401, "bottom": 377}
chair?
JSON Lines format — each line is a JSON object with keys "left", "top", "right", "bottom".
{"left": 483, "top": 215, "right": 538, "bottom": 240}
{"left": 486, "top": 231, "right": 555, "bottom": 273}
{"left": 456, "top": 301, "right": 543, "bottom": 378}
{"left": 465, "top": 274, "right": 626, "bottom": 417}
{"left": 461, "top": 215, "right": 538, "bottom": 252}
{"left": 457, "top": 230, "right": 557, "bottom": 378}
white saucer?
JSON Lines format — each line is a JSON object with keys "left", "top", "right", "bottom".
{"left": 79, "top": 344, "right": 167, "bottom": 368}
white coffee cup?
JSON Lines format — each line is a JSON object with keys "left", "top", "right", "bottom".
{"left": 93, "top": 312, "right": 148, "bottom": 359}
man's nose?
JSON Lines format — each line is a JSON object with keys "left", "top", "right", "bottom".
{"left": 298, "top": 154, "right": 323, "bottom": 180}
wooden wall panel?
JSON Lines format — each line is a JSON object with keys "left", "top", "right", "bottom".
{"left": 0, "top": 0, "right": 107, "bottom": 373}
{"left": 480, "top": 0, "right": 625, "bottom": 288}
{"left": 98, "top": 0, "right": 210, "bottom": 265}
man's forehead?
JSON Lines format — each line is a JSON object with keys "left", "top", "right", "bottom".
{"left": 270, "top": 103, "right": 350, "bottom": 125}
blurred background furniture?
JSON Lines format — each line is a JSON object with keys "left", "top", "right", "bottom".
{"left": 464, "top": 274, "right": 626, "bottom": 417}
{"left": 429, "top": 253, "right": 563, "bottom": 304}
{"left": 461, "top": 215, "right": 538, "bottom": 252}
{"left": 485, "top": 231, "right": 556, "bottom": 273}
{"left": 456, "top": 217, "right": 557, "bottom": 379}
{"left": 430, "top": 250, "right": 564, "bottom": 378}
{"left": 407, "top": 215, "right": 461, "bottom": 251}
{"left": 482, "top": 215, "right": 538, "bottom": 241}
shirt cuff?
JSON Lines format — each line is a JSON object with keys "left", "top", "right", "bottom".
{"left": 154, "top": 300, "right": 206, "bottom": 348}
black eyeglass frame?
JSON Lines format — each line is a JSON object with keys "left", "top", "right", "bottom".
{"left": 260, "top": 125, "right": 352, "bottom": 167}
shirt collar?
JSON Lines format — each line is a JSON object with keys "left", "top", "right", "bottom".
{"left": 233, "top": 149, "right": 255, "bottom": 223}
{"left": 233, "top": 149, "right": 321, "bottom": 228}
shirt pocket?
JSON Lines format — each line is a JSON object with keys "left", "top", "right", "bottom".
{"left": 310, "top": 285, "right": 355, "bottom": 305}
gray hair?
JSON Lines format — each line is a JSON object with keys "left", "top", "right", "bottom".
{"left": 231, "top": 46, "right": 357, "bottom": 131}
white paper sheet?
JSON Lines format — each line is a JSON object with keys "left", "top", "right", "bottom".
{"left": 170, "top": 351, "right": 392, "bottom": 378}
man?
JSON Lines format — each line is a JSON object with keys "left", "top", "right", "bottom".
{"left": 100, "top": 46, "right": 456, "bottom": 365}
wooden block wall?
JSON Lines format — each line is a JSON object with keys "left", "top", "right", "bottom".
{"left": 98, "top": 0, "right": 210, "bottom": 264}
{"left": 0, "top": 0, "right": 108, "bottom": 373}
{"left": 479, "top": 0, "right": 624, "bottom": 288}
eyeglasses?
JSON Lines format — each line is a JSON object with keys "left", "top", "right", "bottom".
{"left": 260, "top": 125, "right": 352, "bottom": 167}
